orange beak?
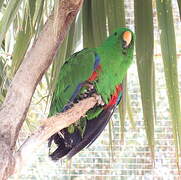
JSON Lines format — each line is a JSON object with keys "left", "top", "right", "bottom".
{"left": 123, "top": 31, "right": 132, "bottom": 48}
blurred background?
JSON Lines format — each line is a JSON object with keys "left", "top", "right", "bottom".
{"left": 0, "top": 0, "right": 181, "bottom": 179}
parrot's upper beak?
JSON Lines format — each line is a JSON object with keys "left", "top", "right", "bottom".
{"left": 123, "top": 31, "right": 132, "bottom": 48}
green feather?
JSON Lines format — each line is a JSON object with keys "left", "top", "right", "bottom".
{"left": 49, "top": 27, "right": 135, "bottom": 135}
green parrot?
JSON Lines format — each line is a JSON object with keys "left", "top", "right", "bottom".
{"left": 48, "top": 27, "right": 135, "bottom": 160}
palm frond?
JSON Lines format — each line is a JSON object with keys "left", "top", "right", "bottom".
{"left": 91, "top": 0, "right": 107, "bottom": 46}
{"left": 134, "top": 0, "right": 155, "bottom": 158}
{"left": 0, "top": 0, "right": 5, "bottom": 10}
{"left": 82, "top": 0, "right": 94, "bottom": 48}
{"left": 177, "top": 0, "right": 181, "bottom": 19}
{"left": 11, "top": 0, "right": 36, "bottom": 75}
{"left": 156, "top": 0, "right": 181, "bottom": 164}
{"left": 0, "top": 0, "right": 24, "bottom": 46}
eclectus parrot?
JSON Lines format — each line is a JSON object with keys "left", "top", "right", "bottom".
{"left": 48, "top": 27, "right": 134, "bottom": 161}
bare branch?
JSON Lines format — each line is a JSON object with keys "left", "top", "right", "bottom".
{"left": 15, "top": 96, "right": 98, "bottom": 174}
{"left": 0, "top": 0, "right": 84, "bottom": 179}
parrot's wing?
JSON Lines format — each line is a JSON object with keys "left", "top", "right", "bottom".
{"left": 48, "top": 27, "right": 134, "bottom": 161}
{"left": 66, "top": 105, "right": 116, "bottom": 159}
{"left": 49, "top": 48, "right": 98, "bottom": 116}
{"left": 66, "top": 86, "right": 123, "bottom": 159}
{"left": 49, "top": 87, "right": 123, "bottom": 160}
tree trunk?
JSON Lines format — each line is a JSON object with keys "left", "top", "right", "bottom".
{"left": 0, "top": 0, "right": 83, "bottom": 179}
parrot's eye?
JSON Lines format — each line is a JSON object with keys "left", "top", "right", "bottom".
{"left": 122, "top": 31, "right": 132, "bottom": 48}
{"left": 114, "top": 32, "right": 118, "bottom": 36}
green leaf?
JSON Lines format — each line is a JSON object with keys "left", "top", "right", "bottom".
{"left": 0, "top": 57, "right": 4, "bottom": 87}
{"left": 105, "top": 0, "right": 125, "bottom": 34}
{"left": 82, "top": 0, "right": 95, "bottom": 48}
{"left": 108, "top": 121, "right": 113, "bottom": 161}
{"left": 126, "top": 92, "right": 136, "bottom": 129}
{"left": 66, "top": 20, "right": 76, "bottom": 59}
{"left": 0, "top": 0, "right": 5, "bottom": 11}
{"left": 0, "top": 0, "right": 24, "bottom": 46}
{"left": 177, "top": 0, "right": 181, "bottom": 19}
{"left": 33, "top": 0, "right": 45, "bottom": 37}
{"left": 118, "top": 79, "right": 127, "bottom": 143}
{"left": 72, "top": 10, "right": 82, "bottom": 51}
{"left": 91, "top": 0, "right": 107, "bottom": 46}
{"left": 134, "top": 0, "right": 155, "bottom": 158}
{"left": 156, "top": 0, "right": 181, "bottom": 163}
{"left": 0, "top": 57, "right": 9, "bottom": 105}
{"left": 11, "top": 0, "right": 36, "bottom": 75}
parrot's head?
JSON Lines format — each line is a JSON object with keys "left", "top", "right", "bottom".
{"left": 102, "top": 27, "right": 135, "bottom": 63}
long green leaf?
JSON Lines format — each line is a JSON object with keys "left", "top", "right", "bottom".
{"left": 91, "top": 0, "right": 107, "bottom": 46}
{"left": 82, "top": 0, "right": 95, "bottom": 48}
{"left": 105, "top": 0, "right": 125, "bottom": 34}
{"left": 66, "top": 21, "right": 76, "bottom": 59}
{"left": 118, "top": 79, "right": 127, "bottom": 143}
{"left": 33, "top": 0, "right": 44, "bottom": 25}
{"left": 34, "top": 0, "right": 45, "bottom": 39}
{"left": 66, "top": 13, "right": 82, "bottom": 58}
{"left": 156, "top": 0, "right": 181, "bottom": 163}
{"left": 72, "top": 10, "right": 82, "bottom": 51}
{"left": 0, "top": 57, "right": 9, "bottom": 105}
{"left": 177, "top": 0, "right": 181, "bottom": 19}
{"left": 0, "top": 0, "right": 5, "bottom": 11}
{"left": 126, "top": 92, "right": 136, "bottom": 129}
{"left": 0, "top": 0, "right": 23, "bottom": 46}
{"left": 134, "top": 0, "right": 155, "bottom": 158}
{"left": 108, "top": 121, "right": 113, "bottom": 160}
{"left": 11, "top": 0, "right": 36, "bottom": 75}
{"left": 0, "top": 57, "right": 4, "bottom": 89}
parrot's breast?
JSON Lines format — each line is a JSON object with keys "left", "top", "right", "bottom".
{"left": 92, "top": 49, "right": 125, "bottom": 104}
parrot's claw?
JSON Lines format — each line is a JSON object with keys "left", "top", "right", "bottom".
{"left": 88, "top": 84, "right": 94, "bottom": 91}
{"left": 83, "top": 94, "right": 88, "bottom": 98}
{"left": 62, "top": 102, "right": 74, "bottom": 112}
{"left": 93, "top": 94, "right": 105, "bottom": 106}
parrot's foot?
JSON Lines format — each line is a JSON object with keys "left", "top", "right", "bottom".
{"left": 62, "top": 102, "right": 74, "bottom": 112}
{"left": 93, "top": 94, "right": 105, "bottom": 106}
{"left": 75, "top": 82, "right": 96, "bottom": 101}
{"left": 88, "top": 84, "right": 94, "bottom": 91}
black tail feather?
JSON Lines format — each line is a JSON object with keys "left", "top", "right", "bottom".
{"left": 49, "top": 145, "right": 71, "bottom": 161}
{"left": 48, "top": 106, "right": 115, "bottom": 160}
{"left": 48, "top": 133, "right": 70, "bottom": 160}
{"left": 48, "top": 129, "right": 82, "bottom": 160}
{"left": 67, "top": 106, "right": 115, "bottom": 159}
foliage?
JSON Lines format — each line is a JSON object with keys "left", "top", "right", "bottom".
{"left": 0, "top": 0, "right": 180, "bottom": 163}
{"left": 134, "top": 0, "right": 155, "bottom": 158}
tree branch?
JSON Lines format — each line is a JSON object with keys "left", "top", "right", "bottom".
{"left": 0, "top": 0, "right": 84, "bottom": 179}
{"left": 15, "top": 96, "right": 98, "bottom": 174}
